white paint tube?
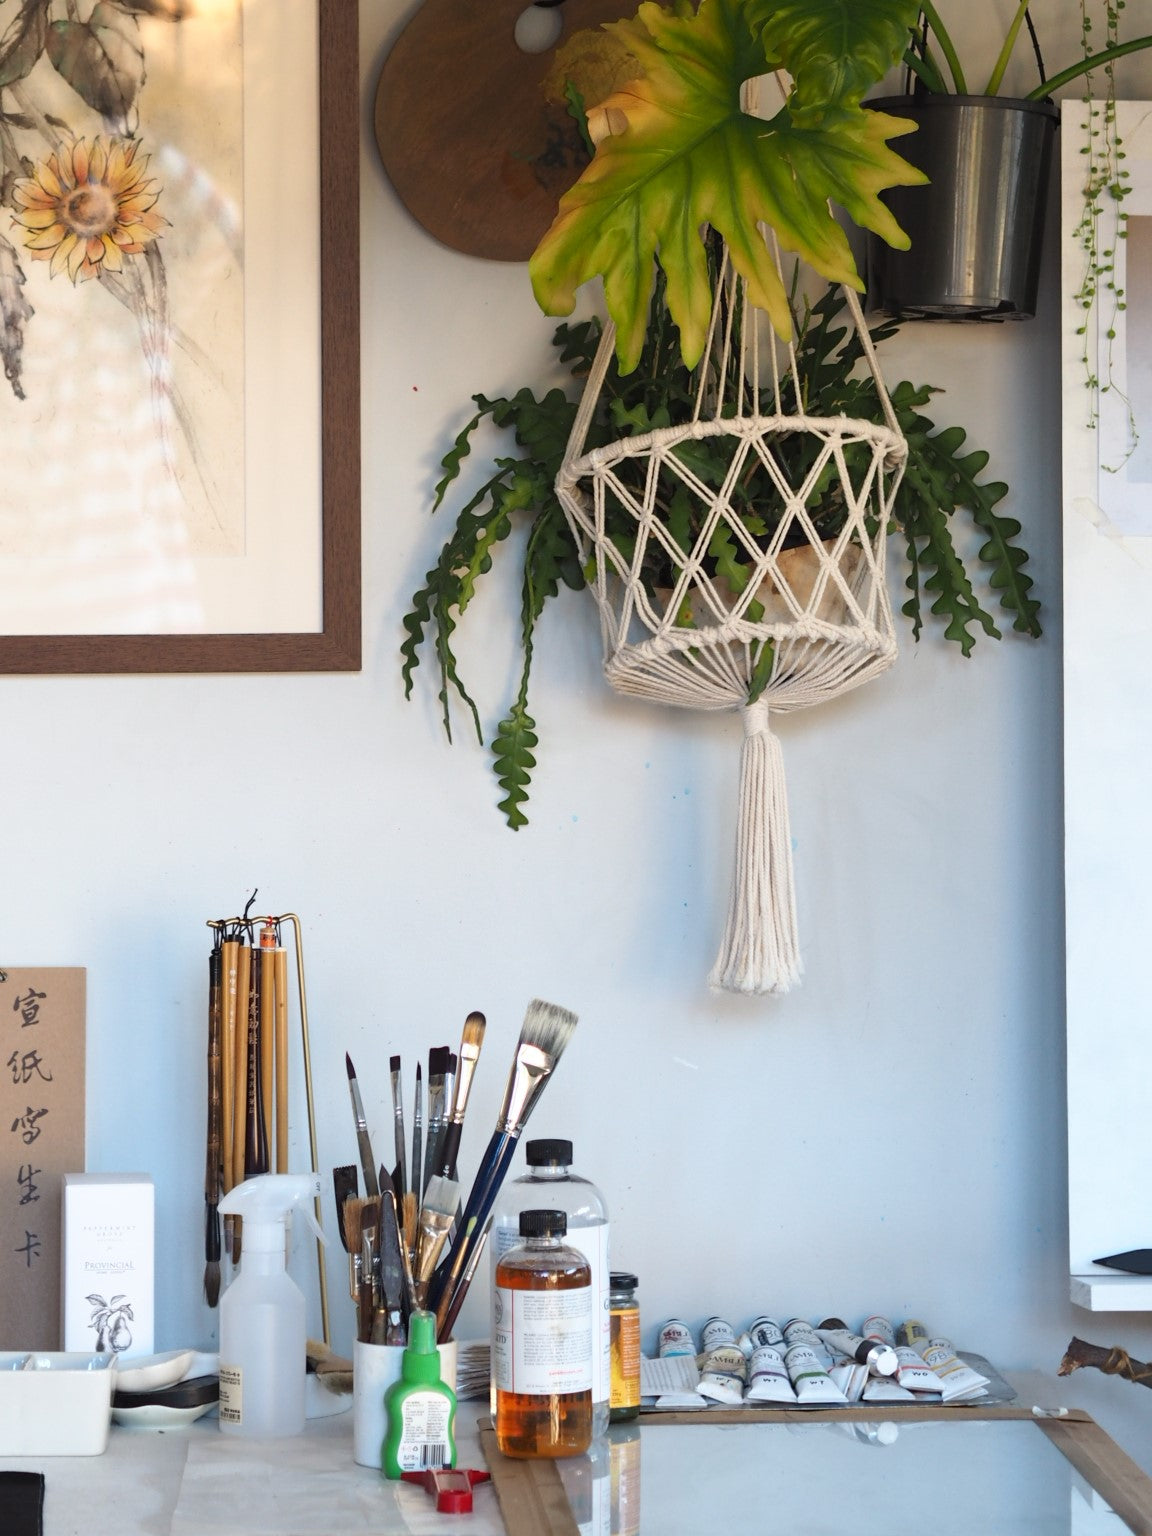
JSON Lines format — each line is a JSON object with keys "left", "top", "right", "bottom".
{"left": 816, "top": 1319, "right": 898, "bottom": 1377}
{"left": 782, "top": 1318, "right": 834, "bottom": 1367}
{"left": 700, "top": 1317, "right": 738, "bottom": 1354}
{"left": 826, "top": 1354, "right": 868, "bottom": 1402}
{"left": 747, "top": 1316, "right": 786, "bottom": 1351}
{"left": 892, "top": 1345, "right": 942, "bottom": 1394}
{"left": 920, "top": 1338, "right": 989, "bottom": 1403}
{"left": 696, "top": 1343, "right": 747, "bottom": 1404}
{"left": 862, "top": 1375, "right": 915, "bottom": 1403}
{"left": 658, "top": 1319, "right": 696, "bottom": 1357}
{"left": 783, "top": 1343, "right": 849, "bottom": 1406}
{"left": 745, "top": 1344, "right": 797, "bottom": 1404}
{"left": 860, "top": 1314, "right": 896, "bottom": 1349}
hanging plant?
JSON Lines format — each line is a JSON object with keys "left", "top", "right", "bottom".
{"left": 401, "top": 283, "right": 1040, "bottom": 829}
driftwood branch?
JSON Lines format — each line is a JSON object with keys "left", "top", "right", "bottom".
{"left": 1059, "top": 1336, "right": 1152, "bottom": 1389}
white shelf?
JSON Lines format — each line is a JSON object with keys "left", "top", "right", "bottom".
{"left": 1070, "top": 1274, "right": 1152, "bottom": 1311}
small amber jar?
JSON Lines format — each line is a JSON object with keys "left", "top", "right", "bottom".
{"left": 609, "top": 1271, "right": 640, "bottom": 1422}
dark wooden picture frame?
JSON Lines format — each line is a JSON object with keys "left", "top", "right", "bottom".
{"left": 0, "top": 0, "right": 360, "bottom": 675}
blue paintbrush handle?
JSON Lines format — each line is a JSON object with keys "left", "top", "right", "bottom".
{"left": 427, "top": 1130, "right": 517, "bottom": 1324}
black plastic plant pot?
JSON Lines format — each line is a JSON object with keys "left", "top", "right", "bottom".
{"left": 865, "top": 95, "right": 1059, "bottom": 321}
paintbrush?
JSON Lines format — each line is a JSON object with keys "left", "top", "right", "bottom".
{"left": 436, "top": 1012, "right": 485, "bottom": 1180}
{"left": 359, "top": 1199, "right": 379, "bottom": 1346}
{"left": 437, "top": 1218, "right": 491, "bottom": 1344}
{"left": 345, "top": 1053, "right": 380, "bottom": 1200}
{"left": 380, "top": 1168, "right": 419, "bottom": 1320}
{"left": 204, "top": 943, "right": 223, "bottom": 1307}
{"left": 411, "top": 1063, "right": 423, "bottom": 1210}
{"left": 390, "top": 1055, "right": 408, "bottom": 1199}
{"left": 341, "top": 1194, "right": 372, "bottom": 1343}
{"left": 413, "top": 1175, "right": 459, "bottom": 1307}
{"left": 332, "top": 1164, "right": 359, "bottom": 1300}
{"left": 426, "top": 999, "right": 577, "bottom": 1327}
{"left": 424, "top": 1047, "right": 449, "bottom": 1194}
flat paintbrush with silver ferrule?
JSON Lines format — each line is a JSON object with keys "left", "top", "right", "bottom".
{"left": 427, "top": 999, "right": 577, "bottom": 1332}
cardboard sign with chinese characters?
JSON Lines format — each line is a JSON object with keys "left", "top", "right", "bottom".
{"left": 0, "top": 969, "right": 86, "bottom": 1350}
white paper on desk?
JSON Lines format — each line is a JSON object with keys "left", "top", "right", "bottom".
{"left": 641, "top": 1354, "right": 700, "bottom": 1395}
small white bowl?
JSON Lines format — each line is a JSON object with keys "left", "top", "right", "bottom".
{"left": 114, "top": 1349, "right": 196, "bottom": 1395}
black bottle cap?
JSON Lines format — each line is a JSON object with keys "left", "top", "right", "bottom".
{"left": 610, "top": 1271, "right": 638, "bottom": 1290}
{"left": 519, "top": 1208, "right": 567, "bottom": 1237}
{"left": 525, "top": 1138, "right": 573, "bottom": 1166}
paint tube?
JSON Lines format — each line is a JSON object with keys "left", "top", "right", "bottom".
{"left": 816, "top": 1318, "right": 897, "bottom": 1376}
{"left": 657, "top": 1320, "right": 696, "bottom": 1357}
{"left": 696, "top": 1343, "right": 747, "bottom": 1405}
{"left": 896, "top": 1319, "right": 930, "bottom": 1351}
{"left": 744, "top": 1344, "right": 797, "bottom": 1404}
{"left": 860, "top": 1314, "right": 896, "bottom": 1349}
{"left": 782, "top": 1319, "right": 834, "bottom": 1367}
{"left": 700, "top": 1317, "right": 738, "bottom": 1354}
{"left": 747, "top": 1316, "right": 786, "bottom": 1352}
{"left": 919, "top": 1338, "right": 989, "bottom": 1403}
{"left": 783, "top": 1343, "right": 848, "bottom": 1406}
{"left": 825, "top": 1353, "right": 868, "bottom": 1403}
{"left": 892, "top": 1345, "right": 942, "bottom": 1394}
{"left": 862, "top": 1375, "right": 915, "bottom": 1403}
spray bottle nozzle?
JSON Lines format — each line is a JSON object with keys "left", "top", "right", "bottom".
{"left": 217, "top": 1173, "right": 326, "bottom": 1254}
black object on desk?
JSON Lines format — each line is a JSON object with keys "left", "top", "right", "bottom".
{"left": 0, "top": 1471, "right": 45, "bottom": 1536}
{"left": 1094, "top": 1249, "right": 1152, "bottom": 1274}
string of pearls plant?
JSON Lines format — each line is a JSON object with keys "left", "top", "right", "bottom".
{"left": 1072, "top": 0, "right": 1137, "bottom": 468}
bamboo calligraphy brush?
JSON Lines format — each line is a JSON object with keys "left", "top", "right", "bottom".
{"left": 244, "top": 936, "right": 269, "bottom": 1178}
{"left": 436, "top": 1012, "right": 485, "bottom": 1180}
{"left": 427, "top": 999, "right": 578, "bottom": 1330}
{"left": 204, "top": 943, "right": 223, "bottom": 1307}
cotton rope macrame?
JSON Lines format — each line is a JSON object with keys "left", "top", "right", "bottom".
{"left": 555, "top": 252, "right": 909, "bottom": 995}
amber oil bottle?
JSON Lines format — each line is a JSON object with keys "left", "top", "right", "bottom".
{"left": 493, "top": 1208, "right": 593, "bottom": 1459}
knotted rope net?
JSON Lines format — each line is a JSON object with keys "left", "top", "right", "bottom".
{"left": 555, "top": 254, "right": 908, "bottom": 995}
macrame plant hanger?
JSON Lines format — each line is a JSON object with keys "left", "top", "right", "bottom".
{"left": 555, "top": 244, "right": 909, "bottom": 995}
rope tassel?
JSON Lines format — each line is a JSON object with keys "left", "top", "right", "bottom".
{"left": 709, "top": 701, "right": 801, "bottom": 995}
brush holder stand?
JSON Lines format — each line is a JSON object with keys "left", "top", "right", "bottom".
{"left": 352, "top": 1338, "right": 457, "bottom": 1469}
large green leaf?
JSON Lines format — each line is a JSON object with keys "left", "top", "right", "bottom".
{"left": 530, "top": 0, "right": 925, "bottom": 372}
{"left": 748, "top": 0, "right": 919, "bottom": 124}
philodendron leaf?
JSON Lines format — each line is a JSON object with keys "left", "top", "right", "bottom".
{"left": 530, "top": 0, "right": 925, "bottom": 372}
{"left": 47, "top": 3, "right": 145, "bottom": 121}
{"left": 748, "top": 0, "right": 920, "bottom": 125}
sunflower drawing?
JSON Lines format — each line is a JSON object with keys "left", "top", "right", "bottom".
{"left": 10, "top": 135, "right": 165, "bottom": 284}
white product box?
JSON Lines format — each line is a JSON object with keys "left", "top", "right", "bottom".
{"left": 61, "top": 1174, "right": 154, "bottom": 1359}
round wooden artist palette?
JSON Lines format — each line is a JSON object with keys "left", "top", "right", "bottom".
{"left": 374, "top": 0, "right": 637, "bottom": 261}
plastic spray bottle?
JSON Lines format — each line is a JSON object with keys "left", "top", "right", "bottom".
{"left": 382, "top": 1308, "right": 458, "bottom": 1477}
{"left": 216, "top": 1172, "right": 325, "bottom": 1438}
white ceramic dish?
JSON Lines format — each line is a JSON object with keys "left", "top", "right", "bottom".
{"left": 114, "top": 1349, "right": 196, "bottom": 1394}
{"left": 0, "top": 1352, "right": 116, "bottom": 1455}
{"left": 111, "top": 1398, "right": 216, "bottom": 1429}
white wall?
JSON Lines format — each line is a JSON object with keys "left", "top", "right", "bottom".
{"left": 7, "top": 0, "right": 1152, "bottom": 1473}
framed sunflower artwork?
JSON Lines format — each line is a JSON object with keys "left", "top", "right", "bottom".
{"left": 0, "top": 0, "right": 359, "bottom": 672}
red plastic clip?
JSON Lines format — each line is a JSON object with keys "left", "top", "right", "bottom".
{"left": 399, "top": 1467, "right": 492, "bottom": 1514}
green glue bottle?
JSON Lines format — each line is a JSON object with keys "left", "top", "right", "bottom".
{"left": 381, "top": 1309, "right": 457, "bottom": 1478}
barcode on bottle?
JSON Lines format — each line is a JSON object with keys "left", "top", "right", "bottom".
{"left": 416, "top": 1444, "right": 446, "bottom": 1468}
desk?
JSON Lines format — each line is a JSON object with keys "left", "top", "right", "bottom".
{"left": 3, "top": 1384, "right": 1152, "bottom": 1534}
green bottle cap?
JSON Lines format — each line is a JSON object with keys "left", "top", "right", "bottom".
{"left": 403, "top": 1309, "right": 445, "bottom": 1384}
